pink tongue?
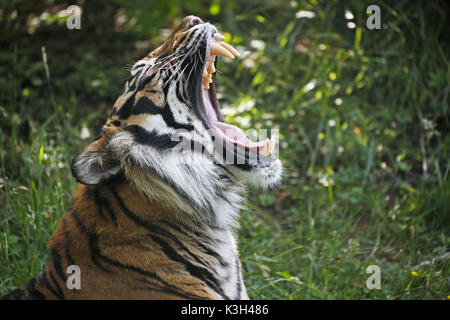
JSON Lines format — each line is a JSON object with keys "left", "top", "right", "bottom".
{"left": 202, "top": 90, "right": 266, "bottom": 150}
{"left": 203, "top": 90, "right": 218, "bottom": 122}
{"left": 212, "top": 122, "right": 267, "bottom": 149}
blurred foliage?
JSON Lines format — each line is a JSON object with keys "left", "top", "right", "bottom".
{"left": 0, "top": 0, "right": 449, "bottom": 299}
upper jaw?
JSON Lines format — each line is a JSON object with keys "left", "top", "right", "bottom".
{"left": 202, "top": 32, "right": 240, "bottom": 91}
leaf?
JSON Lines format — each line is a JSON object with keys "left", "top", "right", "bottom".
{"left": 7, "top": 235, "right": 19, "bottom": 245}
{"left": 39, "top": 145, "right": 44, "bottom": 164}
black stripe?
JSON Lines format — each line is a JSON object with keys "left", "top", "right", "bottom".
{"left": 148, "top": 233, "right": 228, "bottom": 299}
{"left": 108, "top": 186, "right": 227, "bottom": 299}
{"left": 49, "top": 271, "right": 65, "bottom": 300}
{"left": 109, "top": 185, "right": 226, "bottom": 268}
{"left": 51, "top": 249, "right": 67, "bottom": 284}
{"left": 102, "top": 196, "right": 119, "bottom": 227}
{"left": 235, "top": 256, "right": 242, "bottom": 300}
{"left": 108, "top": 185, "right": 214, "bottom": 246}
{"left": 234, "top": 163, "right": 253, "bottom": 171}
{"left": 134, "top": 279, "right": 208, "bottom": 300}
{"left": 70, "top": 197, "right": 198, "bottom": 298}
{"left": 176, "top": 80, "right": 189, "bottom": 105}
{"left": 95, "top": 189, "right": 118, "bottom": 227}
{"left": 110, "top": 106, "right": 117, "bottom": 117}
{"left": 26, "top": 278, "right": 45, "bottom": 300}
{"left": 217, "top": 142, "right": 254, "bottom": 172}
{"left": 185, "top": 139, "right": 212, "bottom": 160}
{"left": 146, "top": 228, "right": 211, "bottom": 271}
{"left": 215, "top": 163, "right": 236, "bottom": 179}
{"left": 158, "top": 220, "right": 228, "bottom": 267}
{"left": 244, "top": 147, "right": 250, "bottom": 166}
{"left": 90, "top": 135, "right": 102, "bottom": 143}
{"left": 133, "top": 63, "right": 145, "bottom": 69}
{"left": 93, "top": 189, "right": 106, "bottom": 220}
{"left": 61, "top": 216, "right": 75, "bottom": 265}
{"left": 139, "top": 70, "right": 157, "bottom": 88}
{"left": 115, "top": 80, "right": 194, "bottom": 132}
{"left": 37, "top": 271, "right": 63, "bottom": 299}
{"left": 171, "top": 32, "right": 189, "bottom": 53}
{"left": 124, "top": 125, "right": 180, "bottom": 150}
{"left": 132, "top": 96, "right": 194, "bottom": 131}
{"left": 115, "top": 92, "right": 136, "bottom": 119}
{"left": 70, "top": 210, "right": 112, "bottom": 273}
{"left": 108, "top": 186, "right": 203, "bottom": 250}
{"left": 127, "top": 78, "right": 137, "bottom": 92}
{"left": 95, "top": 248, "right": 203, "bottom": 299}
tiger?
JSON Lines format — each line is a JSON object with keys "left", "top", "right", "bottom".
{"left": 2, "top": 15, "right": 282, "bottom": 300}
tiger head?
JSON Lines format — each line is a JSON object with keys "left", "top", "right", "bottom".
{"left": 72, "top": 16, "right": 282, "bottom": 215}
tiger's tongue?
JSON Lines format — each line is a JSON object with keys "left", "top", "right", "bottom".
{"left": 202, "top": 90, "right": 271, "bottom": 154}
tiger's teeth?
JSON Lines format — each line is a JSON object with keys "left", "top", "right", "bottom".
{"left": 208, "top": 63, "right": 215, "bottom": 74}
{"left": 260, "top": 139, "right": 271, "bottom": 156}
{"left": 203, "top": 67, "right": 214, "bottom": 89}
{"left": 202, "top": 73, "right": 208, "bottom": 89}
{"left": 219, "top": 41, "right": 240, "bottom": 57}
{"left": 202, "top": 77, "right": 210, "bottom": 90}
{"left": 210, "top": 42, "right": 235, "bottom": 59}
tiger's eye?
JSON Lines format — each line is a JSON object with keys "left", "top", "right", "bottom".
{"left": 191, "top": 18, "right": 202, "bottom": 26}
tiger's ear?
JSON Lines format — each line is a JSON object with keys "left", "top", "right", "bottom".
{"left": 71, "top": 135, "right": 121, "bottom": 185}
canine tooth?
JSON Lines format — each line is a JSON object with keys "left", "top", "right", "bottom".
{"left": 210, "top": 42, "right": 234, "bottom": 59}
{"left": 220, "top": 41, "right": 240, "bottom": 57}
{"left": 208, "top": 63, "right": 215, "bottom": 74}
{"left": 270, "top": 138, "right": 275, "bottom": 153}
{"left": 260, "top": 139, "right": 271, "bottom": 156}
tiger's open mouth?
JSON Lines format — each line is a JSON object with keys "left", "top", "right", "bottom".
{"left": 198, "top": 33, "right": 274, "bottom": 158}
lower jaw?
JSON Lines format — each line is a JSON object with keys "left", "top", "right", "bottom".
{"left": 200, "top": 88, "right": 273, "bottom": 157}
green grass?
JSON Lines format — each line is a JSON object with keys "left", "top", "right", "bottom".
{"left": 0, "top": 0, "right": 449, "bottom": 299}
